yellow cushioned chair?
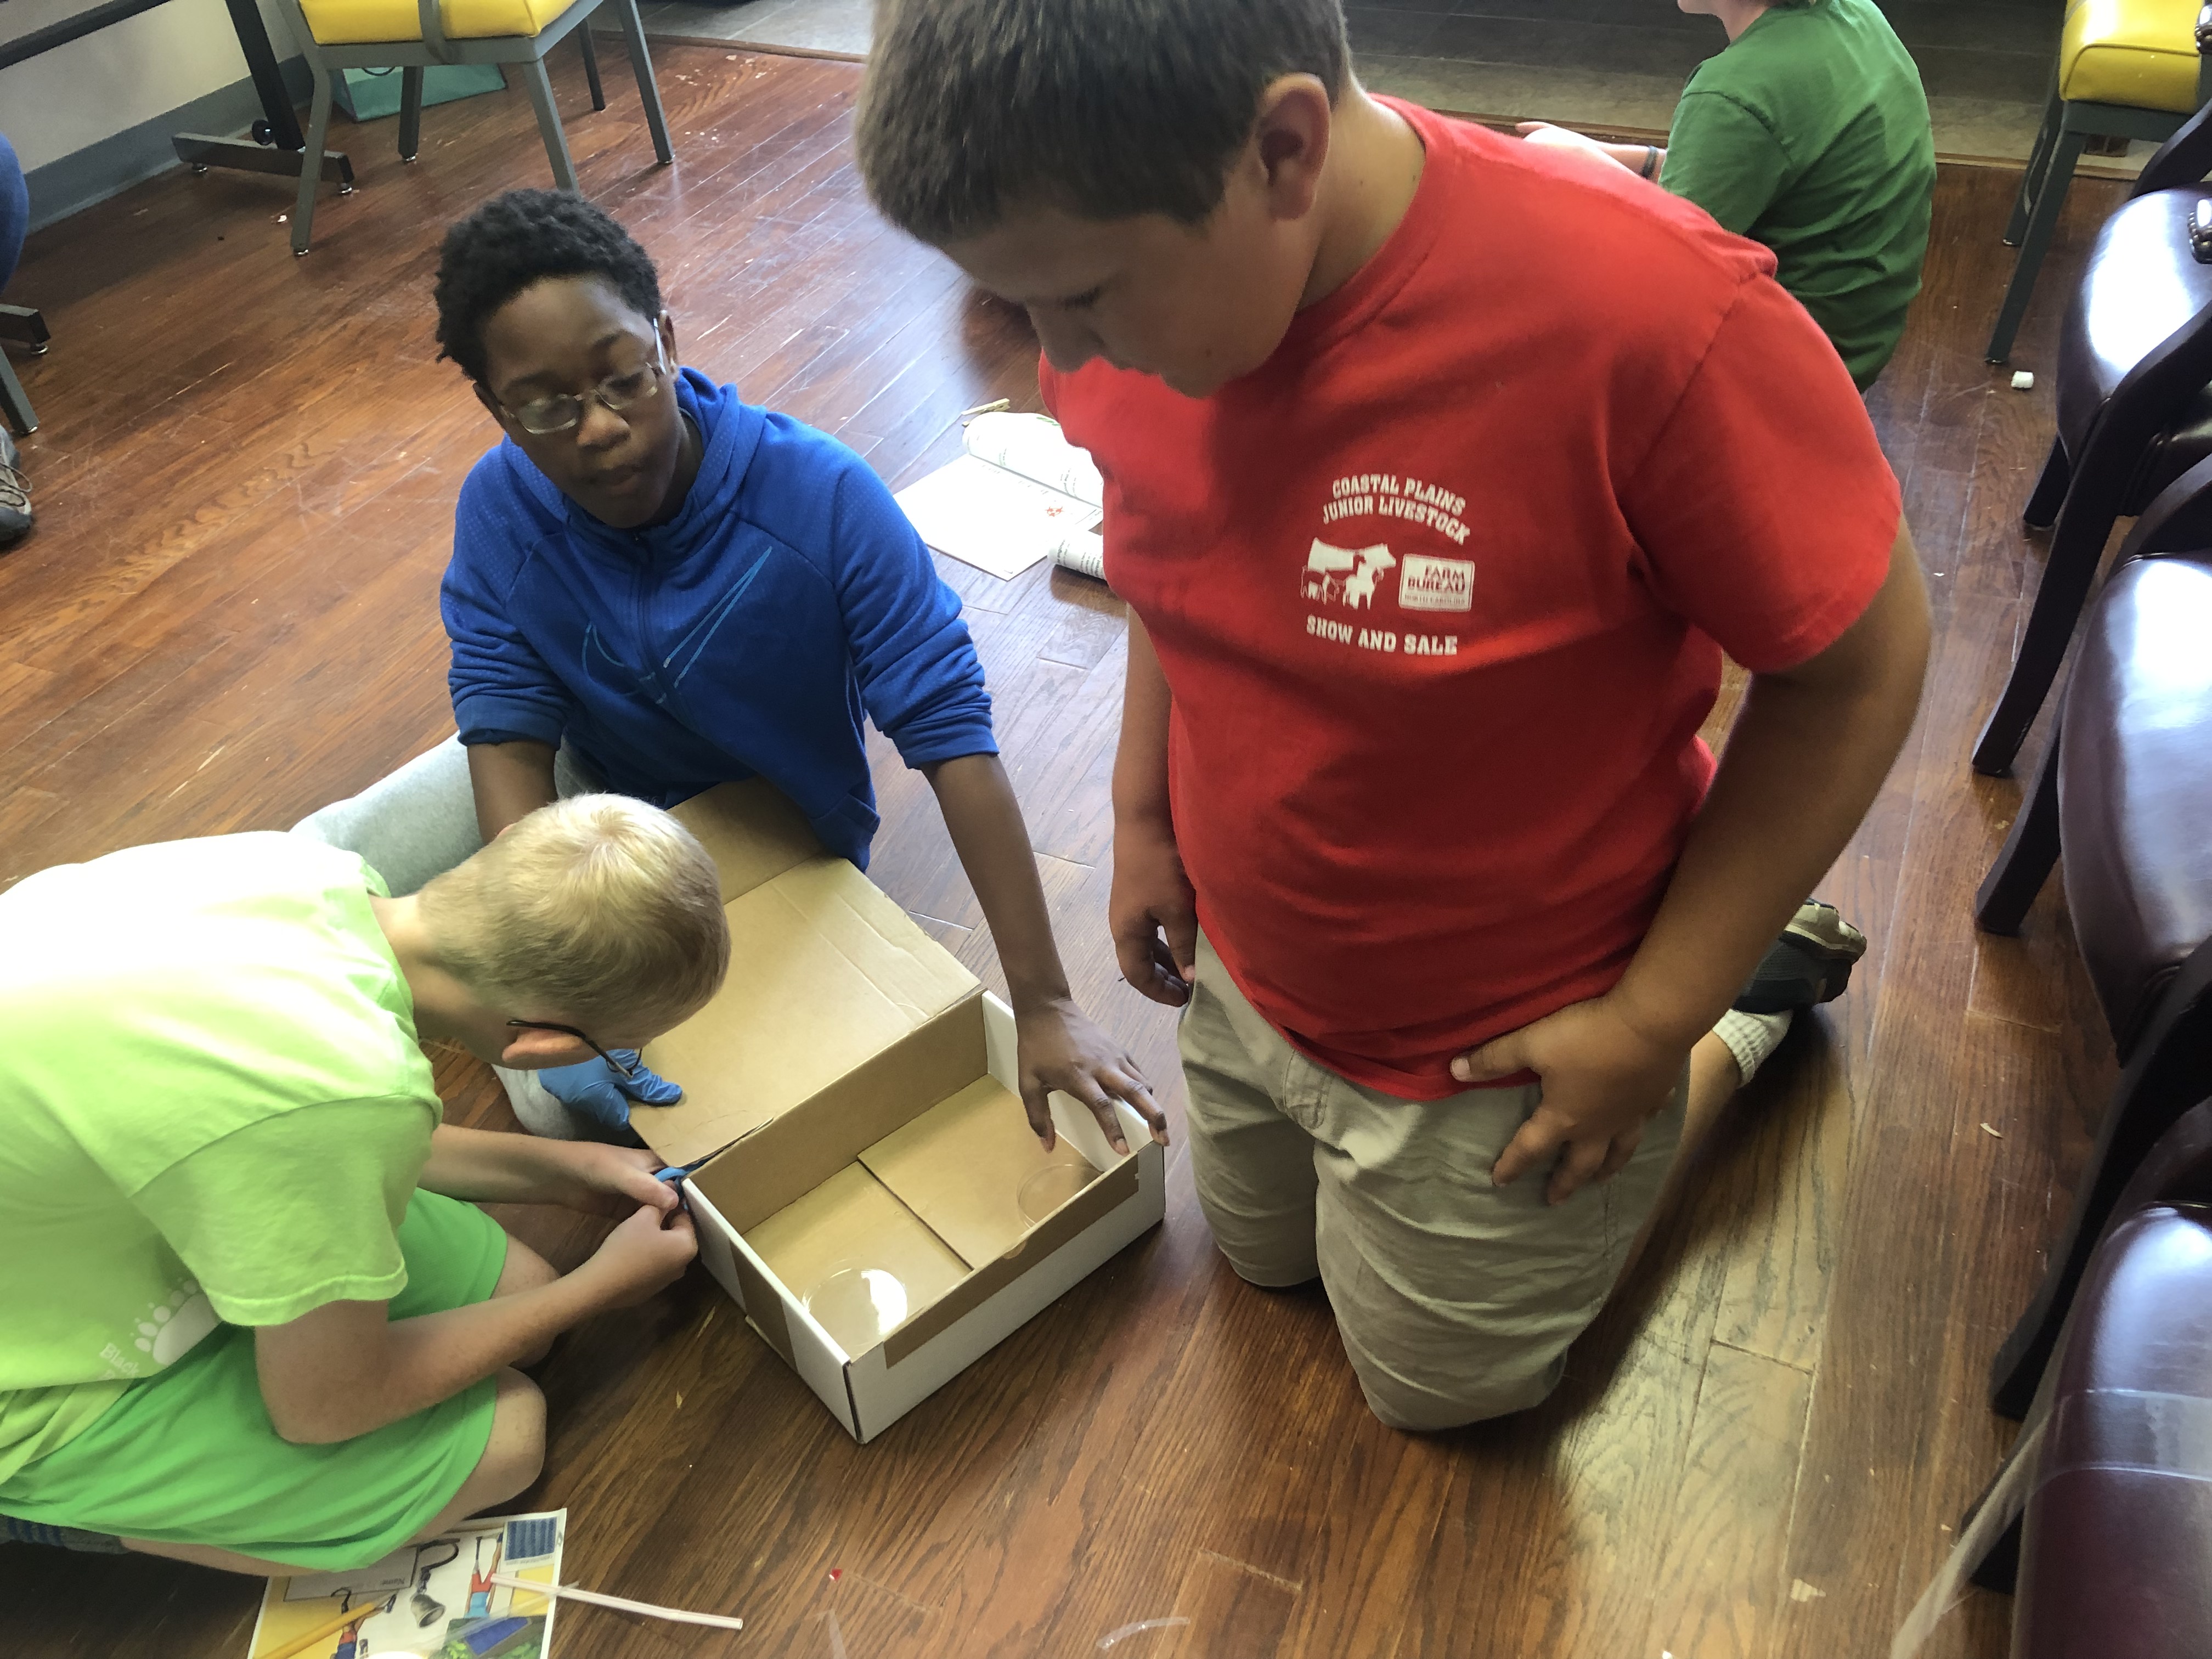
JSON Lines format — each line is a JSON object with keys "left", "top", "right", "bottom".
{"left": 275, "top": 0, "right": 672, "bottom": 256}
{"left": 1989, "top": 0, "right": 2212, "bottom": 361}
{"left": 303, "top": 0, "right": 586, "bottom": 46}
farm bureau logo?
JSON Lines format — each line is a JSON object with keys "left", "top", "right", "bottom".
{"left": 1303, "top": 540, "right": 1397, "bottom": 608}
{"left": 1398, "top": 552, "right": 1475, "bottom": 612}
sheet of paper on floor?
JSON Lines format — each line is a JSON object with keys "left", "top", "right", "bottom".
{"left": 245, "top": 1510, "right": 565, "bottom": 1659}
{"left": 894, "top": 455, "right": 1097, "bottom": 579}
{"left": 895, "top": 413, "right": 1105, "bottom": 580}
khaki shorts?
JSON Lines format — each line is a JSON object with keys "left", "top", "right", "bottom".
{"left": 1179, "top": 934, "right": 1683, "bottom": 1430}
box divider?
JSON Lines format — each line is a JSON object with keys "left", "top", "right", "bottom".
{"left": 689, "top": 997, "right": 988, "bottom": 1232}
{"left": 884, "top": 1156, "right": 1141, "bottom": 1364}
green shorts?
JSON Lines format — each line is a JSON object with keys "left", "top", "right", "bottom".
{"left": 0, "top": 1190, "right": 510, "bottom": 1570}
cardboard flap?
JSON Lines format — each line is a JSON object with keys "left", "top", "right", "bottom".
{"left": 636, "top": 862, "right": 980, "bottom": 1167}
{"left": 668, "top": 778, "right": 831, "bottom": 900}
{"left": 860, "top": 1077, "right": 1101, "bottom": 1268}
{"left": 743, "top": 1163, "right": 969, "bottom": 1359}
{"left": 685, "top": 1000, "right": 986, "bottom": 1233}
{"left": 770, "top": 862, "right": 983, "bottom": 1020}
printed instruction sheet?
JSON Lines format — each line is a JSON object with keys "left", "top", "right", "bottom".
{"left": 246, "top": 1510, "right": 565, "bottom": 1659}
{"left": 895, "top": 413, "right": 1105, "bottom": 580}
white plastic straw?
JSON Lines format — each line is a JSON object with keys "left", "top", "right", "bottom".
{"left": 488, "top": 1573, "right": 744, "bottom": 1631}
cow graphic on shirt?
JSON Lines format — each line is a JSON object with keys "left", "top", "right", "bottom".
{"left": 1304, "top": 540, "right": 1396, "bottom": 608}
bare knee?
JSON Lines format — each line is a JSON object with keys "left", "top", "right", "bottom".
{"left": 492, "top": 1237, "right": 560, "bottom": 1367}
{"left": 493, "top": 1235, "right": 559, "bottom": 1299}
{"left": 480, "top": 1369, "right": 546, "bottom": 1499}
{"left": 414, "top": 1369, "right": 544, "bottom": 1541}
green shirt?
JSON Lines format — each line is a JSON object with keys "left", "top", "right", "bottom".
{"left": 0, "top": 833, "right": 441, "bottom": 1483}
{"left": 1662, "top": 0, "right": 1936, "bottom": 387}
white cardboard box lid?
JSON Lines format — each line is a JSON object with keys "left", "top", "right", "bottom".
{"left": 635, "top": 781, "right": 980, "bottom": 1168}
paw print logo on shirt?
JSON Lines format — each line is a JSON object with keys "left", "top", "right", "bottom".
{"left": 134, "top": 1280, "right": 218, "bottom": 1368}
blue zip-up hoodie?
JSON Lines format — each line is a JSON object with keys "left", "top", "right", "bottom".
{"left": 442, "top": 370, "right": 995, "bottom": 867}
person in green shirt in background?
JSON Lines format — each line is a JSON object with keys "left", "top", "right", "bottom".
{"left": 0, "top": 795, "right": 727, "bottom": 1573}
{"left": 1520, "top": 0, "right": 1936, "bottom": 389}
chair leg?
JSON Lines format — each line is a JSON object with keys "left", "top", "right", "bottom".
{"left": 1959, "top": 1417, "right": 2045, "bottom": 1595}
{"left": 520, "top": 59, "right": 579, "bottom": 191}
{"left": 580, "top": 25, "right": 607, "bottom": 111}
{"left": 0, "top": 349, "right": 36, "bottom": 437}
{"left": 292, "top": 70, "right": 339, "bottom": 256}
{"left": 0, "top": 306, "right": 50, "bottom": 353}
{"left": 1988, "top": 126, "right": 2089, "bottom": 363}
{"left": 2007, "top": 87, "right": 2064, "bottom": 246}
{"left": 614, "top": 0, "right": 674, "bottom": 164}
{"left": 1974, "top": 725, "right": 2062, "bottom": 933}
{"left": 1891, "top": 1415, "right": 2046, "bottom": 1659}
{"left": 398, "top": 66, "right": 425, "bottom": 161}
{"left": 1965, "top": 1502, "right": 2024, "bottom": 1596}
{"left": 2023, "top": 435, "right": 2070, "bottom": 531}
{"left": 1988, "top": 971, "right": 2212, "bottom": 1417}
{"left": 1971, "top": 470, "right": 2120, "bottom": 775}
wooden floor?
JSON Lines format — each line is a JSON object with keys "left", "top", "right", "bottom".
{"left": 0, "top": 46, "right": 2123, "bottom": 1659}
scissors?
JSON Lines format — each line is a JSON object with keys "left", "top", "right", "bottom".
{"left": 653, "top": 1153, "right": 716, "bottom": 1215}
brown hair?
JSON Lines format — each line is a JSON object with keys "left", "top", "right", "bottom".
{"left": 857, "top": 0, "right": 1351, "bottom": 245}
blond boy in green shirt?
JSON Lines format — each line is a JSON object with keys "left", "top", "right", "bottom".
{"left": 0, "top": 796, "right": 726, "bottom": 1571}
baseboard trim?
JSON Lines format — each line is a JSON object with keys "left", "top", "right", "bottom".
{"left": 24, "top": 55, "right": 316, "bottom": 234}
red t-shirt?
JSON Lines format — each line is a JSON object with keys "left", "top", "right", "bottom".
{"left": 1042, "top": 100, "right": 1899, "bottom": 1099}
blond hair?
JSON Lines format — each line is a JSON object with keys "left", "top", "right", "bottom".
{"left": 418, "top": 794, "right": 729, "bottom": 1037}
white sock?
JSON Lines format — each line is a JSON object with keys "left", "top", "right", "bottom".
{"left": 1714, "top": 1008, "right": 1794, "bottom": 1087}
{"left": 495, "top": 1065, "right": 581, "bottom": 1139}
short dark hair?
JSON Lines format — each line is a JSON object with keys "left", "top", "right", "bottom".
{"left": 856, "top": 0, "right": 1350, "bottom": 245}
{"left": 432, "top": 189, "right": 662, "bottom": 383}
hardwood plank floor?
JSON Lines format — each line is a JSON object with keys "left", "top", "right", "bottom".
{"left": 0, "top": 44, "right": 2124, "bottom": 1659}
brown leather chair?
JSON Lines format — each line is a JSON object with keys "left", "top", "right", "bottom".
{"left": 1894, "top": 1099, "right": 2212, "bottom": 1659}
{"left": 1974, "top": 95, "right": 2212, "bottom": 776}
{"left": 1974, "top": 454, "right": 2212, "bottom": 1417}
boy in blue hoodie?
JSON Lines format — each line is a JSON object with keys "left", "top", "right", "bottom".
{"left": 300, "top": 190, "right": 1161, "bottom": 1156}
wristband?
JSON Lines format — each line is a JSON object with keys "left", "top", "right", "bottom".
{"left": 1640, "top": 144, "right": 1660, "bottom": 181}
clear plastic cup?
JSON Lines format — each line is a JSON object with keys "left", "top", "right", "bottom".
{"left": 803, "top": 1266, "right": 911, "bottom": 1355}
{"left": 1018, "top": 1160, "right": 1097, "bottom": 1224}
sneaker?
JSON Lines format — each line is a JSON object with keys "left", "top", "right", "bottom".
{"left": 1732, "top": 899, "right": 1867, "bottom": 1015}
{"left": 0, "top": 426, "right": 30, "bottom": 550}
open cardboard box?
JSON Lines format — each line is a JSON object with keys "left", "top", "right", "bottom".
{"left": 635, "top": 781, "right": 1166, "bottom": 1441}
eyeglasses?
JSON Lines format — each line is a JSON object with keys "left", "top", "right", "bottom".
{"left": 506, "top": 1019, "right": 642, "bottom": 1077}
{"left": 503, "top": 340, "right": 669, "bottom": 436}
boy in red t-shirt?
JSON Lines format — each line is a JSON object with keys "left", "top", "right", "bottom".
{"left": 856, "top": 0, "right": 1929, "bottom": 1429}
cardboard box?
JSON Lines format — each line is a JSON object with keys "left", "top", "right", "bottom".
{"left": 635, "top": 781, "right": 1166, "bottom": 1441}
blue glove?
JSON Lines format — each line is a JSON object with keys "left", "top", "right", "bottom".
{"left": 537, "top": 1051, "right": 683, "bottom": 1138}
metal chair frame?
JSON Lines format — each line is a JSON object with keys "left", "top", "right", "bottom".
{"left": 275, "top": 0, "right": 672, "bottom": 255}
{"left": 1985, "top": 6, "right": 2212, "bottom": 364}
